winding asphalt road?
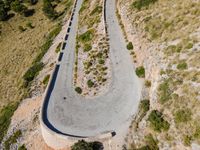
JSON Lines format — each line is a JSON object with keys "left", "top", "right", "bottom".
{"left": 41, "top": 0, "right": 141, "bottom": 138}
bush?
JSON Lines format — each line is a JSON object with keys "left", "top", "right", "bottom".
{"left": 42, "top": 74, "right": 50, "bottom": 85}
{"left": 79, "top": 29, "right": 94, "bottom": 43}
{"left": 87, "top": 79, "right": 94, "bottom": 88}
{"left": 140, "top": 99, "right": 150, "bottom": 113}
{"left": 127, "top": 42, "right": 133, "bottom": 50}
{"left": 158, "top": 80, "right": 171, "bottom": 104}
{"left": 71, "top": 140, "right": 103, "bottom": 150}
{"left": 23, "top": 62, "right": 44, "bottom": 83}
{"left": 148, "top": 110, "right": 170, "bottom": 132}
{"left": 75, "top": 87, "right": 82, "bottom": 94}
{"left": 132, "top": 0, "right": 158, "bottom": 10}
{"left": 98, "top": 59, "right": 105, "bottom": 64}
{"left": 177, "top": 62, "right": 188, "bottom": 70}
{"left": 83, "top": 43, "right": 92, "bottom": 52}
{"left": 174, "top": 109, "right": 192, "bottom": 123}
{"left": 0, "top": 102, "right": 19, "bottom": 143}
{"left": 135, "top": 66, "right": 145, "bottom": 78}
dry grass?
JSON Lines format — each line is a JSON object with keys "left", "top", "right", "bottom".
{"left": 0, "top": 1, "right": 73, "bottom": 109}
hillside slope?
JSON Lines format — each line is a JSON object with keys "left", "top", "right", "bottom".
{"left": 117, "top": 0, "right": 200, "bottom": 149}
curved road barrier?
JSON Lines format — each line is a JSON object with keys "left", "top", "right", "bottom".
{"left": 40, "top": 0, "right": 141, "bottom": 149}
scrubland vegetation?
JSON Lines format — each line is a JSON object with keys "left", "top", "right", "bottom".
{"left": 74, "top": 0, "right": 110, "bottom": 96}
{"left": 117, "top": 0, "right": 200, "bottom": 149}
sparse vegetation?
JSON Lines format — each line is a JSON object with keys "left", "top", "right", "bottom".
{"left": 158, "top": 79, "right": 171, "bottom": 104}
{"left": 135, "top": 66, "right": 145, "bottom": 78}
{"left": 148, "top": 110, "right": 170, "bottom": 132}
{"left": 55, "top": 42, "right": 62, "bottom": 53}
{"left": 0, "top": 102, "right": 19, "bottom": 143}
{"left": 42, "top": 74, "right": 50, "bottom": 85}
{"left": 177, "top": 62, "right": 188, "bottom": 70}
{"left": 4, "top": 130, "right": 22, "bottom": 150}
{"left": 18, "top": 144, "right": 27, "bottom": 150}
{"left": 174, "top": 108, "right": 192, "bottom": 123}
{"left": 23, "top": 62, "right": 44, "bottom": 85}
{"left": 145, "top": 80, "right": 151, "bottom": 87}
{"left": 132, "top": 0, "right": 158, "bottom": 10}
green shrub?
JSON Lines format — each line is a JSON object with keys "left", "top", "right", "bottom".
{"left": 0, "top": 102, "right": 19, "bottom": 143}
{"left": 98, "top": 59, "right": 105, "bottom": 64}
{"left": 42, "top": 74, "right": 50, "bottom": 85}
{"left": 158, "top": 80, "right": 171, "bottom": 104}
{"left": 174, "top": 109, "right": 192, "bottom": 123}
{"left": 83, "top": 43, "right": 92, "bottom": 52}
{"left": 135, "top": 66, "right": 145, "bottom": 78}
{"left": 148, "top": 110, "right": 170, "bottom": 132}
{"left": 23, "top": 62, "right": 44, "bottom": 83}
{"left": 87, "top": 79, "right": 94, "bottom": 88}
{"left": 75, "top": 87, "right": 82, "bottom": 94}
{"left": 127, "top": 42, "right": 133, "bottom": 50}
{"left": 71, "top": 140, "right": 103, "bottom": 150}
{"left": 132, "top": 0, "right": 158, "bottom": 10}
{"left": 186, "top": 43, "right": 193, "bottom": 49}
{"left": 177, "top": 62, "right": 188, "bottom": 70}
{"left": 79, "top": 29, "right": 94, "bottom": 43}
{"left": 140, "top": 99, "right": 150, "bottom": 113}
{"left": 4, "top": 130, "right": 22, "bottom": 150}
{"left": 71, "top": 140, "right": 93, "bottom": 150}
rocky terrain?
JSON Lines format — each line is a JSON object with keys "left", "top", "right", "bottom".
{"left": 117, "top": 0, "right": 200, "bottom": 149}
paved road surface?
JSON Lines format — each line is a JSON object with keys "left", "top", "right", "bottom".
{"left": 42, "top": 0, "right": 141, "bottom": 138}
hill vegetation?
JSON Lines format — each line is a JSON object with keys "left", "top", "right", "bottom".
{"left": 0, "top": 0, "right": 73, "bottom": 144}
